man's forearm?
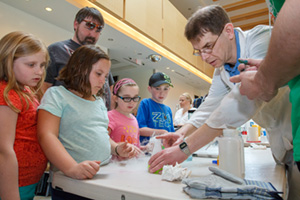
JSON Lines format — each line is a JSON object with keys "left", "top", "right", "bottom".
{"left": 185, "top": 124, "right": 222, "bottom": 153}
{"left": 258, "top": 0, "right": 300, "bottom": 89}
{"left": 175, "top": 123, "right": 197, "bottom": 137}
{"left": 139, "top": 127, "right": 167, "bottom": 137}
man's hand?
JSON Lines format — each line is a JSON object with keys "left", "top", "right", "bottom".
{"left": 230, "top": 59, "right": 278, "bottom": 101}
{"left": 156, "top": 133, "right": 183, "bottom": 148}
{"left": 148, "top": 145, "right": 187, "bottom": 174}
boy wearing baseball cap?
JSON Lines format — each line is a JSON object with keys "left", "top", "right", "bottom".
{"left": 136, "top": 72, "right": 175, "bottom": 145}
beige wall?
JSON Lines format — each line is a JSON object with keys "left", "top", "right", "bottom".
{"left": 93, "top": 0, "right": 215, "bottom": 79}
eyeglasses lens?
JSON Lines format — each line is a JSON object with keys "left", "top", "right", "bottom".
{"left": 121, "top": 96, "right": 141, "bottom": 102}
{"left": 85, "top": 21, "right": 102, "bottom": 32}
{"left": 193, "top": 48, "right": 212, "bottom": 56}
{"left": 133, "top": 97, "right": 141, "bottom": 102}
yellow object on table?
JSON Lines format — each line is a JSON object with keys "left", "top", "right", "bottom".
{"left": 252, "top": 124, "right": 261, "bottom": 136}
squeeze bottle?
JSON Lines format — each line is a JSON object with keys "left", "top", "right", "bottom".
{"left": 218, "top": 129, "right": 245, "bottom": 178}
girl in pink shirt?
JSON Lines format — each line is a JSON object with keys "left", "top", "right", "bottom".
{"left": 108, "top": 78, "right": 141, "bottom": 159}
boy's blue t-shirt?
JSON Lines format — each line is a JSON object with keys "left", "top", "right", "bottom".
{"left": 136, "top": 98, "right": 174, "bottom": 145}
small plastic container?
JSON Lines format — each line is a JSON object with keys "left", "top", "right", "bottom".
{"left": 260, "top": 129, "right": 269, "bottom": 143}
{"left": 247, "top": 126, "right": 259, "bottom": 142}
{"left": 148, "top": 137, "right": 163, "bottom": 174}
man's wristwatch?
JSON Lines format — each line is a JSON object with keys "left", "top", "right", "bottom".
{"left": 179, "top": 141, "right": 191, "bottom": 156}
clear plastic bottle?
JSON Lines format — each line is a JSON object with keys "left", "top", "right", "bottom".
{"left": 148, "top": 137, "right": 163, "bottom": 174}
{"left": 218, "top": 129, "right": 245, "bottom": 178}
{"left": 260, "top": 129, "right": 269, "bottom": 143}
{"left": 151, "top": 137, "right": 162, "bottom": 155}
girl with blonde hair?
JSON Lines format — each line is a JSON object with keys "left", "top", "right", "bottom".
{"left": 0, "top": 31, "right": 49, "bottom": 200}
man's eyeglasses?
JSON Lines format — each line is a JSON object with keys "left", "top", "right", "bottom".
{"left": 193, "top": 30, "right": 223, "bottom": 56}
{"left": 117, "top": 95, "right": 141, "bottom": 102}
{"left": 82, "top": 20, "right": 103, "bottom": 32}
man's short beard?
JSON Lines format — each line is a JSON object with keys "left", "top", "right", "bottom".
{"left": 83, "top": 37, "right": 96, "bottom": 45}
{"left": 76, "top": 30, "right": 96, "bottom": 45}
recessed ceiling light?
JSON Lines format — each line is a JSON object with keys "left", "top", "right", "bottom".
{"left": 45, "top": 7, "right": 52, "bottom": 12}
{"left": 166, "top": 67, "right": 170, "bottom": 70}
{"left": 171, "top": 70, "right": 175, "bottom": 72}
{"left": 147, "top": 54, "right": 162, "bottom": 62}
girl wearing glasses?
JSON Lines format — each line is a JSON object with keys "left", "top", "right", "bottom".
{"left": 108, "top": 78, "right": 142, "bottom": 160}
{"left": 37, "top": 46, "right": 140, "bottom": 199}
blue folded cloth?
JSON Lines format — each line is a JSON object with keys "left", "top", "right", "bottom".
{"left": 182, "top": 167, "right": 282, "bottom": 200}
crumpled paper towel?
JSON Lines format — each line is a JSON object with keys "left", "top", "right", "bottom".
{"left": 162, "top": 163, "right": 191, "bottom": 181}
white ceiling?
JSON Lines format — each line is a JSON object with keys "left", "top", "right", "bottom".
{"left": 0, "top": 0, "right": 211, "bottom": 91}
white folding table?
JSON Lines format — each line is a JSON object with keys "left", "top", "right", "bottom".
{"left": 52, "top": 148, "right": 286, "bottom": 200}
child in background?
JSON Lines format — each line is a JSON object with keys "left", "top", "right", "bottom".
{"left": 37, "top": 45, "right": 140, "bottom": 199}
{"left": 108, "top": 78, "right": 142, "bottom": 159}
{"left": 0, "top": 31, "right": 48, "bottom": 200}
{"left": 136, "top": 72, "right": 175, "bottom": 145}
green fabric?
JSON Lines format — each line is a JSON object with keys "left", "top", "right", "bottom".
{"left": 289, "top": 75, "right": 300, "bottom": 162}
{"left": 19, "top": 183, "right": 37, "bottom": 200}
{"left": 267, "top": 0, "right": 285, "bottom": 18}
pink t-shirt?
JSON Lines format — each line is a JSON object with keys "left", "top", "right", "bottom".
{"left": 108, "top": 109, "right": 140, "bottom": 147}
